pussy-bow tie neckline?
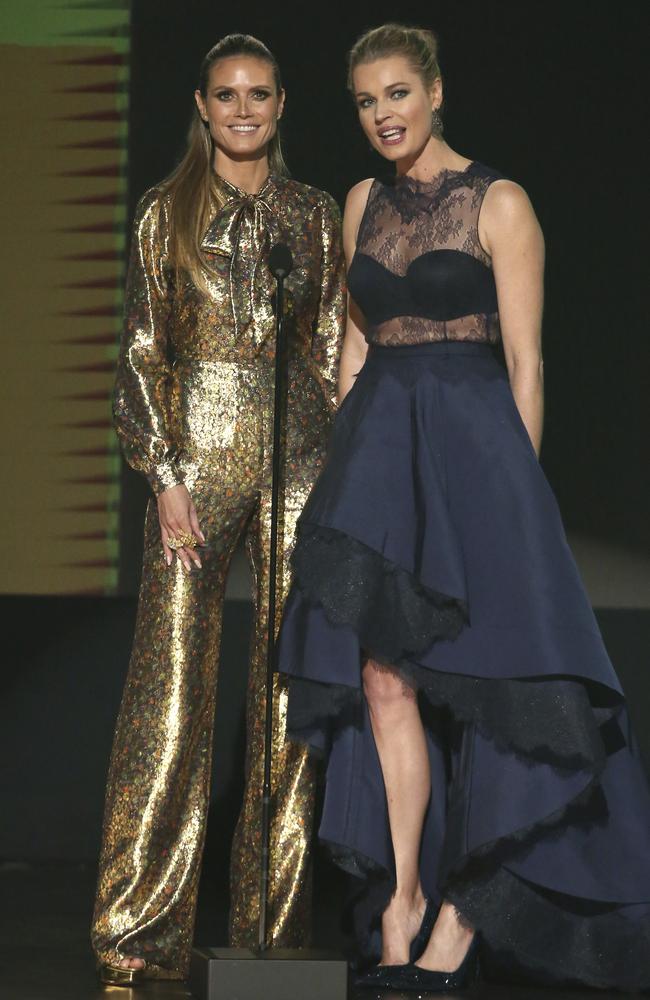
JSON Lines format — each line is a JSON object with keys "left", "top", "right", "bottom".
{"left": 200, "top": 173, "right": 281, "bottom": 256}
{"left": 200, "top": 173, "right": 284, "bottom": 340}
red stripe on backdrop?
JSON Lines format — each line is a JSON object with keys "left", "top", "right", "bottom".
{"left": 62, "top": 475, "right": 119, "bottom": 485}
{"left": 62, "top": 560, "right": 117, "bottom": 569}
{"left": 57, "top": 504, "right": 120, "bottom": 513}
{"left": 59, "top": 251, "right": 124, "bottom": 261}
{"left": 56, "top": 221, "right": 122, "bottom": 233}
{"left": 59, "top": 417, "right": 113, "bottom": 428}
{"left": 57, "top": 165, "right": 125, "bottom": 178}
{"left": 57, "top": 391, "right": 112, "bottom": 401}
{"left": 56, "top": 333, "right": 120, "bottom": 344}
{"left": 61, "top": 277, "right": 121, "bottom": 290}
{"left": 57, "top": 109, "right": 122, "bottom": 122}
{"left": 58, "top": 137, "right": 126, "bottom": 150}
{"left": 59, "top": 81, "right": 126, "bottom": 94}
{"left": 59, "top": 448, "right": 116, "bottom": 457}
{"left": 54, "top": 53, "right": 126, "bottom": 67}
{"left": 56, "top": 306, "right": 120, "bottom": 318}
{"left": 58, "top": 193, "right": 125, "bottom": 205}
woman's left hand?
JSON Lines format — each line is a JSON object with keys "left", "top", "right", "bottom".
{"left": 157, "top": 483, "right": 206, "bottom": 573}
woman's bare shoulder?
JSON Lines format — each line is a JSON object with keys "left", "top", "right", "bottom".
{"left": 345, "top": 178, "right": 375, "bottom": 215}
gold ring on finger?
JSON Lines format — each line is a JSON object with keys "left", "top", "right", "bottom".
{"left": 178, "top": 531, "right": 197, "bottom": 549}
{"left": 167, "top": 535, "right": 183, "bottom": 551}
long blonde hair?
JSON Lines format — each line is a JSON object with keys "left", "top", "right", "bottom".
{"left": 160, "top": 34, "right": 288, "bottom": 291}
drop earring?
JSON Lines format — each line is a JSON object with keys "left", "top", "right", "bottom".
{"left": 431, "top": 107, "right": 443, "bottom": 137}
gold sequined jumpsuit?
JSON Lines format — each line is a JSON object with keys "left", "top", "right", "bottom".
{"left": 91, "top": 174, "right": 345, "bottom": 978}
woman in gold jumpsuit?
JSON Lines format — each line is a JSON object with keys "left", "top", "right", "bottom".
{"left": 92, "top": 34, "right": 345, "bottom": 985}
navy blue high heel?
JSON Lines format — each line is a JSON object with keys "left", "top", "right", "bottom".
{"left": 356, "top": 897, "right": 438, "bottom": 989}
{"left": 409, "top": 896, "right": 437, "bottom": 963}
{"left": 381, "top": 934, "right": 481, "bottom": 993}
{"left": 355, "top": 962, "right": 410, "bottom": 990}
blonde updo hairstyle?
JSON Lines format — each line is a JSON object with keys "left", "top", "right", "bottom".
{"left": 347, "top": 23, "right": 443, "bottom": 102}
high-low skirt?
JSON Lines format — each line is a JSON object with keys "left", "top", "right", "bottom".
{"left": 276, "top": 340, "right": 650, "bottom": 991}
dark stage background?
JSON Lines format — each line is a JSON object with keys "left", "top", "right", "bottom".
{"left": 1, "top": 0, "right": 649, "bottom": 966}
{"left": 120, "top": 0, "right": 650, "bottom": 588}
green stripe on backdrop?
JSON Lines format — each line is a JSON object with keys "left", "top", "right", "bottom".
{"left": 0, "top": 2, "right": 129, "bottom": 49}
{"left": 0, "top": 0, "right": 130, "bottom": 594}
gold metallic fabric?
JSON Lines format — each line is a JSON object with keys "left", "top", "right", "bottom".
{"left": 91, "top": 174, "right": 345, "bottom": 977}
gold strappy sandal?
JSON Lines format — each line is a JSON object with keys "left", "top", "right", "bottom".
{"left": 98, "top": 960, "right": 146, "bottom": 987}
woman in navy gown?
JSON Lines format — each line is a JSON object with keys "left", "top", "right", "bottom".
{"left": 277, "top": 22, "right": 650, "bottom": 992}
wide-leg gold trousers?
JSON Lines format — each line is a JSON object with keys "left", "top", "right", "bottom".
{"left": 92, "top": 359, "right": 323, "bottom": 978}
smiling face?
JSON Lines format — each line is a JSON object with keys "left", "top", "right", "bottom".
{"left": 195, "top": 55, "right": 285, "bottom": 163}
{"left": 352, "top": 56, "right": 442, "bottom": 162}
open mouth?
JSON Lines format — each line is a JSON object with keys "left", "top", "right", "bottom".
{"left": 228, "top": 124, "right": 260, "bottom": 134}
{"left": 377, "top": 126, "right": 405, "bottom": 146}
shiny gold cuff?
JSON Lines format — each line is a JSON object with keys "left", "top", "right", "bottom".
{"left": 149, "top": 463, "right": 184, "bottom": 497}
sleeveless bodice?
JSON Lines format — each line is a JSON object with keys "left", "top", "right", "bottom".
{"left": 347, "top": 161, "right": 503, "bottom": 346}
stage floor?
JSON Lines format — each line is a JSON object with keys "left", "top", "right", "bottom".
{"left": 3, "top": 600, "right": 649, "bottom": 999}
{"left": 1, "top": 862, "right": 633, "bottom": 1000}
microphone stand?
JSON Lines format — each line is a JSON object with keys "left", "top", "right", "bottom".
{"left": 189, "top": 243, "right": 348, "bottom": 1000}
{"left": 258, "top": 242, "right": 291, "bottom": 951}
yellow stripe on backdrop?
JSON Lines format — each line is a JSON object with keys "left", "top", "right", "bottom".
{"left": 0, "top": 3, "right": 129, "bottom": 594}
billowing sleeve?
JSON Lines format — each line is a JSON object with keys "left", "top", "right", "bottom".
{"left": 112, "top": 188, "right": 183, "bottom": 497}
{"left": 310, "top": 192, "right": 346, "bottom": 412}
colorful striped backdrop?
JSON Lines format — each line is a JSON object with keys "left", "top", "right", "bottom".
{"left": 1, "top": 2, "right": 130, "bottom": 594}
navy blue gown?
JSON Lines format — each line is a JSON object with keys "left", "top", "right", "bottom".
{"left": 277, "top": 162, "right": 650, "bottom": 990}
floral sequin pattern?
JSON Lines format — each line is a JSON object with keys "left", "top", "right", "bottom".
{"left": 92, "top": 173, "right": 346, "bottom": 977}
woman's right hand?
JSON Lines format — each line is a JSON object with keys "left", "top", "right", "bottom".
{"left": 157, "top": 484, "right": 205, "bottom": 572}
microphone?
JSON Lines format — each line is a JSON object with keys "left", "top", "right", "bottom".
{"left": 268, "top": 243, "right": 293, "bottom": 281}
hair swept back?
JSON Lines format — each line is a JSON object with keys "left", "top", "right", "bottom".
{"left": 347, "top": 22, "right": 442, "bottom": 93}
{"left": 159, "top": 34, "right": 288, "bottom": 293}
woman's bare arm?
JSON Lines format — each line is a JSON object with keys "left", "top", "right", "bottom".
{"left": 481, "top": 180, "right": 546, "bottom": 455}
{"left": 338, "top": 180, "right": 373, "bottom": 402}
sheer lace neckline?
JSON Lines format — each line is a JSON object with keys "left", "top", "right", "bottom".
{"left": 393, "top": 161, "right": 476, "bottom": 194}
{"left": 349, "top": 157, "right": 501, "bottom": 347}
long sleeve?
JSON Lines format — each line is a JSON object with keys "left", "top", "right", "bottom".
{"left": 113, "top": 188, "right": 183, "bottom": 497}
{"left": 310, "top": 193, "right": 346, "bottom": 412}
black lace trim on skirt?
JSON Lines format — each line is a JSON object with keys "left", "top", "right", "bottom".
{"left": 325, "top": 778, "right": 650, "bottom": 990}
{"left": 448, "top": 869, "right": 650, "bottom": 992}
{"left": 287, "top": 524, "right": 648, "bottom": 989}
{"left": 289, "top": 673, "right": 611, "bottom": 774}
{"left": 289, "top": 524, "right": 615, "bottom": 772}
{"left": 291, "top": 522, "right": 468, "bottom": 662}
{"left": 324, "top": 776, "right": 603, "bottom": 966}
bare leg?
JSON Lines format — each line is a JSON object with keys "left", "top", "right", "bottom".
{"left": 362, "top": 658, "right": 431, "bottom": 965}
{"left": 416, "top": 900, "right": 474, "bottom": 971}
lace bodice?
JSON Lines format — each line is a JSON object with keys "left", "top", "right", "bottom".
{"left": 347, "top": 161, "right": 503, "bottom": 346}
